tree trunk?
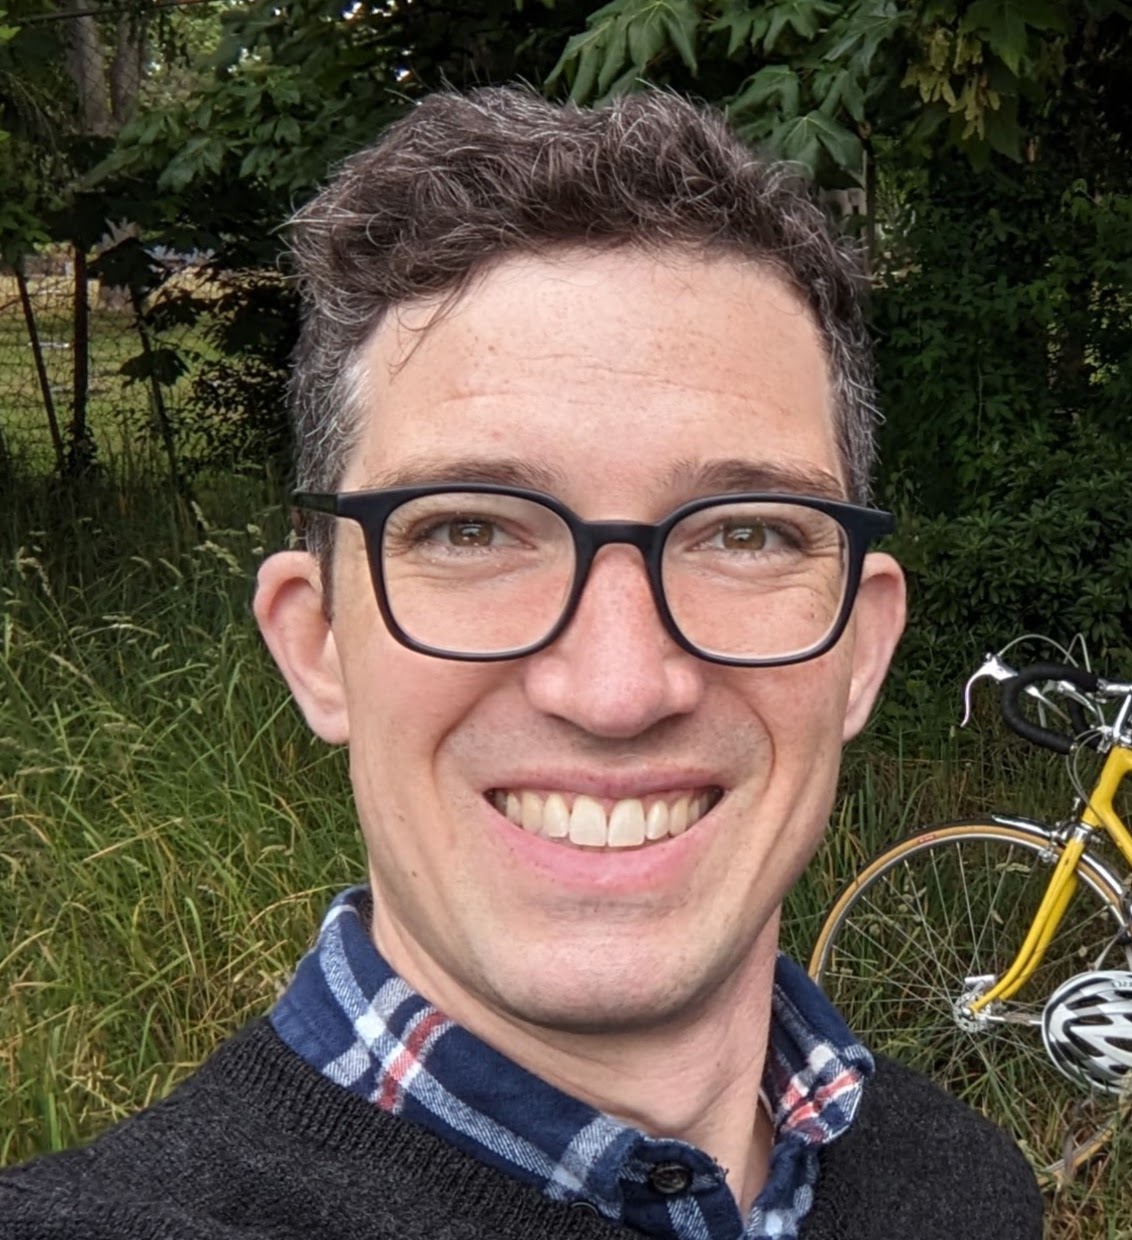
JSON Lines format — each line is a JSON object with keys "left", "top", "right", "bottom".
{"left": 110, "top": 12, "right": 148, "bottom": 127}
{"left": 64, "top": 2, "right": 111, "bottom": 136}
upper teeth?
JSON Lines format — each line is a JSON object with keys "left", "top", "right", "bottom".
{"left": 492, "top": 790, "right": 717, "bottom": 848}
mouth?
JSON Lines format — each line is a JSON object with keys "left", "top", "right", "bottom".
{"left": 485, "top": 787, "right": 724, "bottom": 849}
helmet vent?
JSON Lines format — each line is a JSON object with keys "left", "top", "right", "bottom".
{"left": 1043, "top": 970, "right": 1132, "bottom": 1094}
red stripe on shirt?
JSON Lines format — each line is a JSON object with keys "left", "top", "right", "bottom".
{"left": 377, "top": 1008, "right": 450, "bottom": 1112}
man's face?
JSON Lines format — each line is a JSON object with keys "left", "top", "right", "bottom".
{"left": 287, "top": 250, "right": 901, "bottom": 1038}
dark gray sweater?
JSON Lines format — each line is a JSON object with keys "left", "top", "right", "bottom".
{"left": 0, "top": 1019, "right": 1043, "bottom": 1239}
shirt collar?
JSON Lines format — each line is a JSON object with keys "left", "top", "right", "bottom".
{"left": 271, "top": 885, "right": 873, "bottom": 1239}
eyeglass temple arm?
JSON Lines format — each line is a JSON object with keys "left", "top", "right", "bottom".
{"left": 291, "top": 492, "right": 339, "bottom": 515}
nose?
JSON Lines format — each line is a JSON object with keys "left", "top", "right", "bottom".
{"left": 521, "top": 545, "right": 706, "bottom": 738}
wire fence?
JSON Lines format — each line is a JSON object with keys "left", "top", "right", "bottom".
{"left": 1, "top": 249, "right": 179, "bottom": 476}
{"left": 1, "top": 0, "right": 255, "bottom": 484}
{"left": 0, "top": 243, "right": 294, "bottom": 492}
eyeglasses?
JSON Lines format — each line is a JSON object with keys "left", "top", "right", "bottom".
{"left": 293, "top": 484, "right": 894, "bottom": 667}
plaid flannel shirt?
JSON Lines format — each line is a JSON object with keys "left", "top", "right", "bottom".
{"left": 271, "top": 887, "right": 872, "bottom": 1240}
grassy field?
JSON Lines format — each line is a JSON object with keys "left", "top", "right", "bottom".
{"left": 1, "top": 469, "right": 1130, "bottom": 1237}
{"left": 0, "top": 473, "right": 359, "bottom": 1150}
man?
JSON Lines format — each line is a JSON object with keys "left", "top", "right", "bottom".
{"left": 1, "top": 87, "right": 1041, "bottom": 1238}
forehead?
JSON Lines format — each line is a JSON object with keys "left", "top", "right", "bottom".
{"left": 344, "top": 248, "right": 841, "bottom": 507}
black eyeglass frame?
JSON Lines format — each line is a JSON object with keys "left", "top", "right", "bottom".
{"left": 293, "top": 484, "right": 895, "bottom": 667}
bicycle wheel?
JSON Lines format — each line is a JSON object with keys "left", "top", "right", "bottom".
{"left": 809, "top": 819, "right": 1132, "bottom": 1181}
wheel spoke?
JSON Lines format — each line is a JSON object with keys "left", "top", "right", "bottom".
{"left": 812, "top": 824, "right": 1130, "bottom": 1179}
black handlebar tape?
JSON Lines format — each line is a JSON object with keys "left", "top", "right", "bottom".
{"left": 1000, "top": 662, "right": 1100, "bottom": 754}
{"left": 1065, "top": 694, "right": 1103, "bottom": 752}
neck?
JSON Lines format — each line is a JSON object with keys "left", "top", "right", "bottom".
{"left": 376, "top": 912, "right": 781, "bottom": 1215}
{"left": 510, "top": 940, "right": 779, "bottom": 1214}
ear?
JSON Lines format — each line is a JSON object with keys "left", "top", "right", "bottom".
{"left": 254, "top": 550, "right": 350, "bottom": 744}
{"left": 842, "top": 551, "right": 906, "bottom": 742}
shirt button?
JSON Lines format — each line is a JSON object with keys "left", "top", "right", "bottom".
{"left": 570, "top": 1201, "right": 599, "bottom": 1216}
{"left": 647, "top": 1162, "right": 693, "bottom": 1195}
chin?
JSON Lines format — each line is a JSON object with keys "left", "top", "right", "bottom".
{"left": 502, "top": 989, "right": 689, "bottom": 1037}
{"left": 482, "top": 948, "right": 739, "bottom": 1038}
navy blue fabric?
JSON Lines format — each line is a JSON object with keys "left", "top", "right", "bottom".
{"left": 271, "top": 887, "right": 874, "bottom": 1240}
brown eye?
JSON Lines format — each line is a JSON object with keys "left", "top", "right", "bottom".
{"left": 719, "top": 522, "right": 767, "bottom": 551}
{"left": 448, "top": 519, "right": 495, "bottom": 546}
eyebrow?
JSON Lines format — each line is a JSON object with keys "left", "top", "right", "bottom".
{"left": 663, "top": 458, "right": 849, "bottom": 502}
{"left": 359, "top": 456, "right": 569, "bottom": 493}
{"left": 358, "top": 454, "right": 847, "bottom": 502}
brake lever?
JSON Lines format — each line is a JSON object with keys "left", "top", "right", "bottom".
{"left": 961, "top": 653, "right": 1017, "bottom": 727}
{"left": 1026, "top": 685, "right": 1084, "bottom": 729}
{"left": 963, "top": 653, "right": 1103, "bottom": 736}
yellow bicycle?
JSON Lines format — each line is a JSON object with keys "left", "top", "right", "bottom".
{"left": 810, "top": 642, "right": 1132, "bottom": 1181}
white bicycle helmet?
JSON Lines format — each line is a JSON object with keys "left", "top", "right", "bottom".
{"left": 1042, "top": 970, "right": 1132, "bottom": 1093}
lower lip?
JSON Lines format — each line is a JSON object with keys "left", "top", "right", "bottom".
{"left": 480, "top": 797, "right": 718, "bottom": 895}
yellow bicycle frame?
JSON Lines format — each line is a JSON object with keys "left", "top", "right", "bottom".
{"left": 968, "top": 742, "right": 1132, "bottom": 1014}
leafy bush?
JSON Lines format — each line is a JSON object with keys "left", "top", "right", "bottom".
{"left": 871, "top": 162, "right": 1132, "bottom": 727}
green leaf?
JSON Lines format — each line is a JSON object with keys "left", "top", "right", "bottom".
{"left": 983, "top": 96, "right": 1022, "bottom": 160}
{"left": 960, "top": 0, "right": 1029, "bottom": 74}
{"left": 764, "top": 6, "right": 792, "bottom": 51}
{"left": 596, "top": 63, "right": 648, "bottom": 104}
{"left": 134, "top": 110, "right": 170, "bottom": 146}
{"left": 237, "top": 148, "right": 264, "bottom": 181}
{"left": 770, "top": 113, "right": 819, "bottom": 168}
{"left": 276, "top": 115, "right": 301, "bottom": 146}
{"left": 823, "top": 2, "right": 904, "bottom": 66}
{"left": 596, "top": 21, "right": 630, "bottom": 93}
{"left": 159, "top": 135, "right": 219, "bottom": 194}
{"left": 840, "top": 72, "right": 867, "bottom": 123}
{"left": 770, "top": 109, "right": 862, "bottom": 173}
{"left": 569, "top": 42, "right": 602, "bottom": 102}
{"left": 764, "top": 0, "right": 840, "bottom": 49}
{"left": 811, "top": 60, "right": 867, "bottom": 124}
{"left": 545, "top": 24, "right": 598, "bottom": 91}
{"left": 547, "top": 3, "right": 626, "bottom": 96}
{"left": 730, "top": 65, "right": 801, "bottom": 118}
{"left": 813, "top": 66, "right": 842, "bottom": 115}
{"left": 626, "top": 5, "right": 667, "bottom": 68}
{"left": 710, "top": 1, "right": 757, "bottom": 57}
{"left": 815, "top": 116, "right": 863, "bottom": 169}
{"left": 1009, "top": 0, "right": 1066, "bottom": 32}
{"left": 664, "top": 0, "right": 699, "bottom": 74}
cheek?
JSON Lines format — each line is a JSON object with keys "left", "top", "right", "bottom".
{"left": 334, "top": 611, "right": 509, "bottom": 800}
{"left": 343, "top": 646, "right": 472, "bottom": 749}
{"left": 331, "top": 562, "right": 459, "bottom": 751}
{"left": 340, "top": 650, "right": 493, "bottom": 879}
{"left": 739, "top": 648, "right": 853, "bottom": 757}
{"left": 727, "top": 654, "right": 853, "bottom": 852}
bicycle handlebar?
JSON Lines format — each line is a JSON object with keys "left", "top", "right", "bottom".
{"left": 1000, "top": 662, "right": 1100, "bottom": 754}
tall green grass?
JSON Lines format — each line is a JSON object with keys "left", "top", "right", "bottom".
{"left": 1, "top": 473, "right": 359, "bottom": 1162}
{"left": 1, "top": 471, "right": 1128, "bottom": 1235}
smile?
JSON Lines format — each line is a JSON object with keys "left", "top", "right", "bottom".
{"left": 486, "top": 788, "right": 723, "bottom": 848}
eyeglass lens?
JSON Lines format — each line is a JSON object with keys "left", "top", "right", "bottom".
{"left": 379, "top": 492, "right": 849, "bottom": 660}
